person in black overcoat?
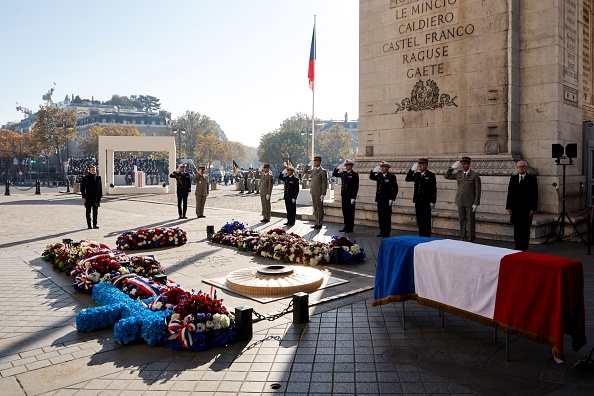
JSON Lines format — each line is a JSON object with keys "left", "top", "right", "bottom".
{"left": 332, "top": 159, "right": 359, "bottom": 233}
{"left": 506, "top": 160, "right": 538, "bottom": 251}
{"left": 169, "top": 164, "right": 192, "bottom": 219}
{"left": 279, "top": 166, "right": 300, "bottom": 226}
{"left": 405, "top": 158, "right": 437, "bottom": 237}
{"left": 80, "top": 165, "right": 103, "bottom": 229}
{"left": 369, "top": 161, "right": 399, "bottom": 238}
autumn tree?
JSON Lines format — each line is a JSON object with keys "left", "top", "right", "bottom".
{"left": 193, "top": 134, "right": 226, "bottom": 168}
{"left": 258, "top": 113, "right": 317, "bottom": 166}
{"left": 170, "top": 111, "right": 221, "bottom": 159}
{"left": 77, "top": 124, "right": 142, "bottom": 156}
{"left": 31, "top": 106, "right": 77, "bottom": 177}
{"left": 315, "top": 124, "right": 355, "bottom": 167}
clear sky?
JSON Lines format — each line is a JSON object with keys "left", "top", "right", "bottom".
{"left": 0, "top": 0, "right": 359, "bottom": 146}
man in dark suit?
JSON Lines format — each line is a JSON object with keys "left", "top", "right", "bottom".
{"left": 332, "top": 159, "right": 359, "bottom": 233}
{"left": 80, "top": 165, "right": 102, "bottom": 229}
{"left": 279, "top": 165, "right": 299, "bottom": 226}
{"left": 405, "top": 158, "right": 437, "bottom": 237}
{"left": 506, "top": 160, "right": 538, "bottom": 251}
{"left": 369, "top": 161, "right": 399, "bottom": 237}
{"left": 444, "top": 156, "right": 482, "bottom": 242}
{"left": 169, "top": 164, "right": 192, "bottom": 219}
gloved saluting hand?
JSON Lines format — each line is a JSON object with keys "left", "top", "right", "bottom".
{"left": 372, "top": 165, "right": 381, "bottom": 173}
{"left": 308, "top": 160, "right": 314, "bottom": 167}
{"left": 411, "top": 163, "right": 418, "bottom": 172}
{"left": 451, "top": 161, "right": 461, "bottom": 169}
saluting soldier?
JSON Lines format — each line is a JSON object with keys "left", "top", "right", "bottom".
{"left": 405, "top": 158, "right": 437, "bottom": 237}
{"left": 444, "top": 156, "right": 482, "bottom": 242}
{"left": 279, "top": 165, "right": 300, "bottom": 226}
{"left": 369, "top": 161, "right": 398, "bottom": 238}
{"left": 193, "top": 165, "right": 209, "bottom": 218}
{"left": 259, "top": 164, "right": 274, "bottom": 223}
{"left": 332, "top": 159, "right": 359, "bottom": 233}
{"left": 303, "top": 155, "right": 329, "bottom": 229}
{"left": 169, "top": 164, "right": 192, "bottom": 219}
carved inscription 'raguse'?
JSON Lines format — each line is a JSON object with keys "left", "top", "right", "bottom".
{"left": 382, "top": 0, "right": 475, "bottom": 79}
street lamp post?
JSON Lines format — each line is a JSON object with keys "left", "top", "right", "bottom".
{"left": 171, "top": 126, "right": 187, "bottom": 160}
{"left": 301, "top": 128, "right": 312, "bottom": 161}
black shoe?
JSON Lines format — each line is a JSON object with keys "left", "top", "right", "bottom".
{"left": 261, "top": 219, "right": 270, "bottom": 223}
{"left": 311, "top": 225, "right": 318, "bottom": 229}
{"left": 339, "top": 228, "right": 346, "bottom": 232}
{"left": 283, "top": 222, "right": 289, "bottom": 225}
{"left": 93, "top": 225, "right": 99, "bottom": 229}
{"left": 286, "top": 223, "right": 295, "bottom": 226}
{"left": 314, "top": 225, "right": 322, "bottom": 229}
{"left": 239, "top": 192, "right": 244, "bottom": 194}
{"left": 179, "top": 216, "right": 183, "bottom": 219}
{"left": 182, "top": 216, "right": 188, "bottom": 219}
{"left": 88, "top": 225, "right": 92, "bottom": 229}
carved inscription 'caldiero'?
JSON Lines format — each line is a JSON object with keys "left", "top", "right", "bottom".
{"left": 382, "top": 0, "right": 475, "bottom": 80}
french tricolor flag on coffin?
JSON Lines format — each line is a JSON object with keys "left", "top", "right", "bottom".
{"left": 373, "top": 236, "right": 586, "bottom": 360}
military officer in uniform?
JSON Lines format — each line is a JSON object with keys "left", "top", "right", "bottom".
{"left": 259, "top": 164, "right": 274, "bottom": 223}
{"left": 405, "top": 158, "right": 437, "bottom": 237}
{"left": 303, "top": 155, "right": 328, "bottom": 229}
{"left": 238, "top": 167, "right": 246, "bottom": 193}
{"left": 369, "top": 161, "right": 398, "bottom": 237}
{"left": 193, "top": 165, "right": 209, "bottom": 218}
{"left": 332, "top": 159, "right": 359, "bottom": 233}
{"left": 246, "top": 167, "right": 255, "bottom": 194}
{"left": 279, "top": 165, "right": 300, "bottom": 226}
{"left": 169, "top": 164, "right": 192, "bottom": 219}
{"left": 80, "top": 165, "right": 102, "bottom": 229}
{"left": 444, "top": 156, "right": 482, "bottom": 242}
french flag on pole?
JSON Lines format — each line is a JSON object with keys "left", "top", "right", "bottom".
{"left": 308, "top": 24, "right": 316, "bottom": 91}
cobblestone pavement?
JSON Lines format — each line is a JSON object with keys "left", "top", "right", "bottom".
{"left": 0, "top": 186, "right": 593, "bottom": 395}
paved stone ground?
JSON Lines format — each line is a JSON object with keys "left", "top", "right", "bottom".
{"left": 0, "top": 184, "right": 593, "bottom": 395}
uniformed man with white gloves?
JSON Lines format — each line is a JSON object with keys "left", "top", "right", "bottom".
{"left": 332, "top": 160, "right": 359, "bottom": 233}
{"left": 259, "top": 164, "right": 274, "bottom": 223}
{"left": 405, "top": 158, "right": 437, "bottom": 237}
{"left": 369, "top": 161, "right": 398, "bottom": 237}
{"left": 279, "top": 165, "right": 299, "bottom": 226}
{"left": 303, "top": 155, "right": 328, "bottom": 229}
{"left": 444, "top": 156, "right": 482, "bottom": 242}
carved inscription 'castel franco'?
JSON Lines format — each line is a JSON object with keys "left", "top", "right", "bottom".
{"left": 382, "top": 0, "right": 475, "bottom": 79}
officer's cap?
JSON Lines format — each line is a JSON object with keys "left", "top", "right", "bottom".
{"left": 418, "top": 158, "right": 429, "bottom": 164}
{"left": 345, "top": 160, "right": 355, "bottom": 166}
{"left": 263, "top": 163, "right": 270, "bottom": 168}
{"left": 460, "top": 156, "right": 471, "bottom": 163}
{"left": 286, "top": 166, "right": 295, "bottom": 171}
{"left": 199, "top": 165, "right": 206, "bottom": 169}
{"left": 380, "top": 161, "right": 391, "bottom": 168}
{"left": 313, "top": 156, "right": 322, "bottom": 162}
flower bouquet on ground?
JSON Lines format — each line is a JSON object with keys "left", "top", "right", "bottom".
{"left": 165, "top": 291, "right": 235, "bottom": 351}
{"left": 42, "top": 243, "right": 72, "bottom": 272}
{"left": 329, "top": 236, "right": 366, "bottom": 264}
{"left": 70, "top": 253, "right": 130, "bottom": 293}
{"left": 116, "top": 227, "right": 187, "bottom": 250}
{"left": 128, "top": 256, "right": 166, "bottom": 278}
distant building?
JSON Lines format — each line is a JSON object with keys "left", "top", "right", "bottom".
{"left": 317, "top": 112, "right": 358, "bottom": 152}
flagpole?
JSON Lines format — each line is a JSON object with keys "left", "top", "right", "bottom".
{"left": 311, "top": 15, "right": 316, "bottom": 160}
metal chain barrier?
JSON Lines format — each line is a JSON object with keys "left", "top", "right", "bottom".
{"left": 13, "top": 185, "right": 35, "bottom": 191}
{"left": 252, "top": 299, "right": 293, "bottom": 322}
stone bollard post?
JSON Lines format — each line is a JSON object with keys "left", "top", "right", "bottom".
{"left": 35, "top": 180, "right": 41, "bottom": 195}
{"left": 293, "top": 292, "right": 309, "bottom": 324}
{"left": 235, "top": 306, "right": 253, "bottom": 341}
{"left": 4, "top": 179, "right": 10, "bottom": 196}
{"left": 332, "top": 246, "right": 342, "bottom": 264}
{"left": 206, "top": 225, "right": 215, "bottom": 239}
